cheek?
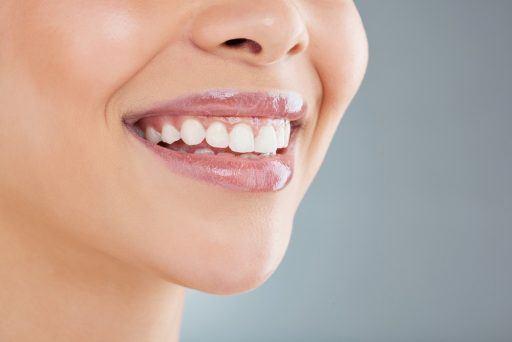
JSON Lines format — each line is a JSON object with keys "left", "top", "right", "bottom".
{"left": 300, "top": 3, "right": 368, "bottom": 176}
{"left": 9, "top": 2, "right": 164, "bottom": 105}
{"left": 0, "top": 1, "right": 176, "bottom": 200}
{"left": 311, "top": 3, "right": 368, "bottom": 115}
{"left": 0, "top": 2, "right": 171, "bottom": 232}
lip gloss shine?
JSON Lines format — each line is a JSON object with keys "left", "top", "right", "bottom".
{"left": 124, "top": 89, "right": 306, "bottom": 192}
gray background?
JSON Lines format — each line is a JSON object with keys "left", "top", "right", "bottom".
{"left": 182, "top": 1, "right": 512, "bottom": 341}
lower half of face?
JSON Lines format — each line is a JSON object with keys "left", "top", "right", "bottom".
{"left": 0, "top": 0, "right": 367, "bottom": 294}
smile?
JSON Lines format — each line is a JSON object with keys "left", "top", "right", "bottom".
{"left": 123, "top": 89, "right": 306, "bottom": 192}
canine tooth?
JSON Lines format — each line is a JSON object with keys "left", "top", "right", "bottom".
{"left": 162, "top": 124, "right": 180, "bottom": 144}
{"left": 145, "top": 126, "right": 162, "bottom": 143}
{"left": 181, "top": 119, "right": 205, "bottom": 145}
{"left": 206, "top": 122, "right": 229, "bottom": 148}
{"left": 254, "top": 125, "right": 277, "bottom": 154}
{"left": 194, "top": 148, "right": 215, "bottom": 155}
{"left": 229, "top": 123, "right": 254, "bottom": 153}
{"left": 284, "top": 120, "right": 291, "bottom": 147}
{"left": 275, "top": 123, "right": 286, "bottom": 148}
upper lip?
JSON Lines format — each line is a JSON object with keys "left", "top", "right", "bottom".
{"left": 123, "top": 89, "right": 307, "bottom": 125}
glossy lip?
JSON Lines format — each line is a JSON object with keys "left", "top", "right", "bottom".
{"left": 123, "top": 89, "right": 306, "bottom": 192}
{"left": 123, "top": 89, "right": 307, "bottom": 124}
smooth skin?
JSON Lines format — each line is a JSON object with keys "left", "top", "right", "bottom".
{"left": 0, "top": 1, "right": 368, "bottom": 341}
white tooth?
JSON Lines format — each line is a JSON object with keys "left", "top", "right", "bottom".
{"left": 206, "top": 121, "right": 229, "bottom": 148}
{"left": 181, "top": 119, "right": 205, "bottom": 145}
{"left": 194, "top": 148, "right": 215, "bottom": 155}
{"left": 161, "top": 124, "right": 180, "bottom": 144}
{"left": 284, "top": 120, "right": 291, "bottom": 148}
{"left": 145, "top": 126, "right": 162, "bottom": 143}
{"left": 229, "top": 123, "right": 254, "bottom": 153}
{"left": 254, "top": 125, "right": 277, "bottom": 154}
{"left": 275, "top": 123, "right": 286, "bottom": 148}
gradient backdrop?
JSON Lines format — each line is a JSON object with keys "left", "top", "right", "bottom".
{"left": 182, "top": 1, "right": 512, "bottom": 341}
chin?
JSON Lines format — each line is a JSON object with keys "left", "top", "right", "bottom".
{"left": 89, "top": 179, "right": 300, "bottom": 296}
{"left": 175, "top": 244, "right": 284, "bottom": 296}
{"left": 188, "top": 247, "right": 285, "bottom": 296}
{"left": 144, "top": 212, "right": 294, "bottom": 295}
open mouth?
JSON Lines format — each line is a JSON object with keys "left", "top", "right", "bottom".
{"left": 123, "top": 90, "right": 306, "bottom": 192}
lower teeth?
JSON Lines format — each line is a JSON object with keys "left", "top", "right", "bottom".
{"left": 194, "top": 148, "right": 215, "bottom": 155}
{"left": 240, "top": 153, "right": 259, "bottom": 159}
{"left": 165, "top": 144, "right": 278, "bottom": 158}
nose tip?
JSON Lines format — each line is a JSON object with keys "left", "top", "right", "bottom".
{"left": 190, "top": 1, "right": 309, "bottom": 66}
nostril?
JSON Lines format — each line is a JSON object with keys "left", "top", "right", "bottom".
{"left": 224, "top": 38, "right": 247, "bottom": 47}
{"left": 288, "top": 43, "right": 303, "bottom": 56}
{"left": 223, "top": 38, "right": 262, "bottom": 54}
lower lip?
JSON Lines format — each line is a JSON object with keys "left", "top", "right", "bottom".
{"left": 126, "top": 125, "right": 296, "bottom": 192}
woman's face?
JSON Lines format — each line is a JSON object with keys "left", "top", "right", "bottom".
{"left": 0, "top": 1, "right": 367, "bottom": 293}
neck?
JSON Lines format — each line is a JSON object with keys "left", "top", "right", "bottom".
{"left": 0, "top": 219, "right": 185, "bottom": 342}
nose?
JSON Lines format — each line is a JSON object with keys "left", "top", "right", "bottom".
{"left": 190, "top": 0, "right": 309, "bottom": 66}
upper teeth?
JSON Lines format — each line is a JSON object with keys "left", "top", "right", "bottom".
{"left": 141, "top": 117, "right": 291, "bottom": 154}
{"left": 255, "top": 125, "right": 278, "bottom": 154}
{"left": 283, "top": 121, "right": 291, "bottom": 148}
{"left": 180, "top": 119, "right": 205, "bottom": 145}
{"left": 229, "top": 123, "right": 254, "bottom": 153}
{"left": 146, "top": 126, "right": 162, "bottom": 144}
{"left": 161, "top": 124, "right": 180, "bottom": 144}
{"left": 206, "top": 121, "right": 229, "bottom": 148}
{"left": 275, "top": 122, "right": 286, "bottom": 149}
